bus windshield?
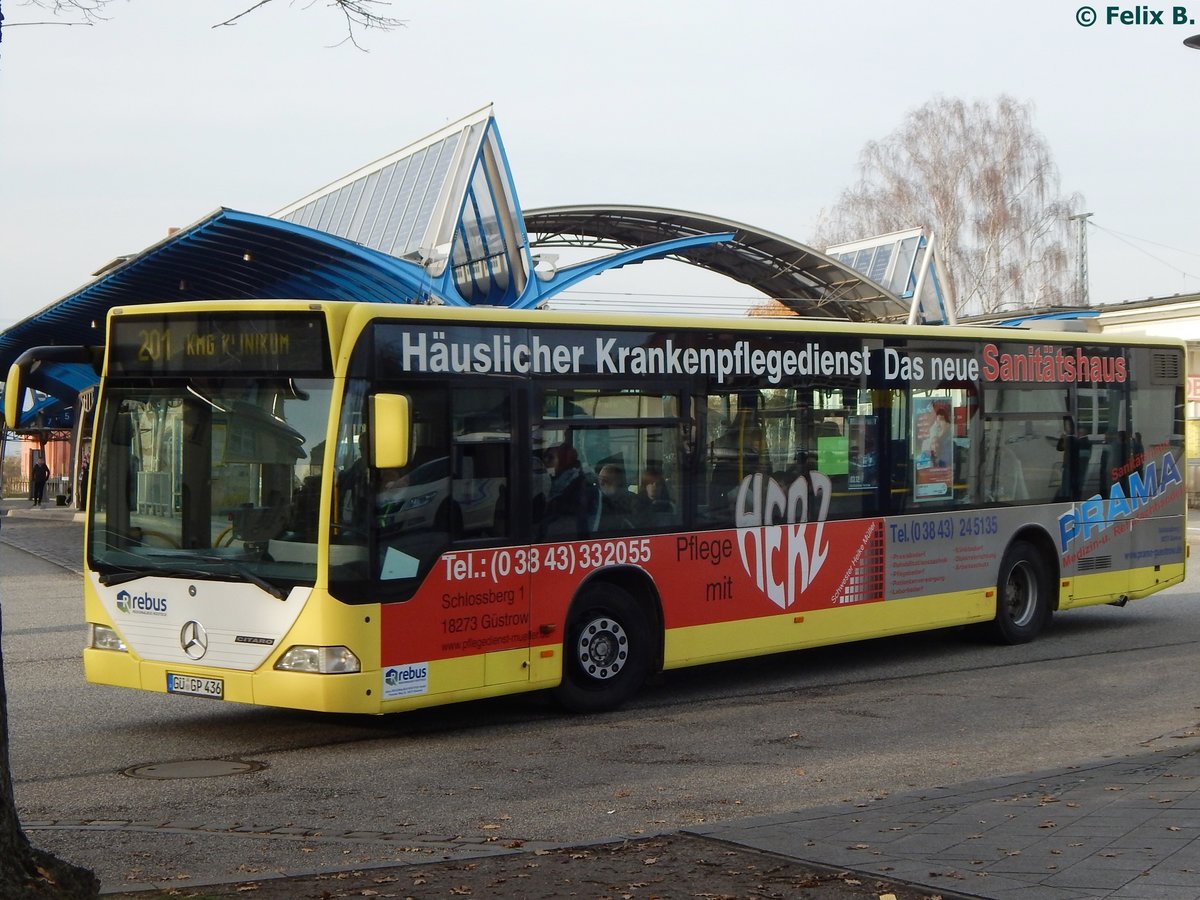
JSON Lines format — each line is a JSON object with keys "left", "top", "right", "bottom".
{"left": 88, "top": 376, "right": 333, "bottom": 589}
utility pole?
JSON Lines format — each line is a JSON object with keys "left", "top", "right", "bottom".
{"left": 1067, "top": 212, "right": 1093, "bottom": 307}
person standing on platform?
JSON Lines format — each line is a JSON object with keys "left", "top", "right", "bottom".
{"left": 31, "top": 457, "right": 51, "bottom": 507}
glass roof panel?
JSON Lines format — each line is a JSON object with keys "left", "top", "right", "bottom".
{"left": 381, "top": 146, "right": 432, "bottom": 256}
{"left": 274, "top": 111, "right": 487, "bottom": 265}
{"left": 334, "top": 178, "right": 366, "bottom": 235}
{"left": 270, "top": 105, "right": 531, "bottom": 304}
{"left": 352, "top": 168, "right": 389, "bottom": 245}
{"left": 867, "top": 244, "right": 892, "bottom": 283}
{"left": 368, "top": 155, "right": 416, "bottom": 251}
{"left": 827, "top": 228, "right": 926, "bottom": 298}
{"left": 392, "top": 135, "right": 458, "bottom": 257}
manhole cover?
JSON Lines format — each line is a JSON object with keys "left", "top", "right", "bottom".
{"left": 122, "top": 759, "right": 267, "bottom": 779}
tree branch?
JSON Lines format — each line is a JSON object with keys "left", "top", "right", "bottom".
{"left": 16, "top": 0, "right": 107, "bottom": 24}
{"left": 213, "top": 0, "right": 273, "bottom": 28}
{"left": 9, "top": 1, "right": 404, "bottom": 47}
{"left": 213, "top": 0, "right": 404, "bottom": 50}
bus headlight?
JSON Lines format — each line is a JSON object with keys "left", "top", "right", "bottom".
{"left": 274, "top": 645, "right": 361, "bottom": 674}
{"left": 87, "top": 623, "right": 127, "bottom": 652}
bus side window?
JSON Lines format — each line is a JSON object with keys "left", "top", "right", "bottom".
{"left": 980, "top": 425, "right": 1029, "bottom": 503}
{"left": 980, "top": 386, "right": 1067, "bottom": 505}
{"left": 704, "top": 403, "right": 761, "bottom": 526}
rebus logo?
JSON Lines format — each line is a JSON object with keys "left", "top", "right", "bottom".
{"left": 383, "top": 662, "right": 430, "bottom": 699}
{"left": 115, "top": 589, "right": 169, "bottom": 616}
{"left": 735, "top": 472, "right": 831, "bottom": 610}
{"left": 384, "top": 663, "right": 428, "bottom": 685}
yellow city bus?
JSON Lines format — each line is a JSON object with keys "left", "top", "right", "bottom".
{"left": 6, "top": 300, "right": 1187, "bottom": 713}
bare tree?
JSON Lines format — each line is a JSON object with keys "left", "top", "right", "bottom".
{"left": 0, "top": 3, "right": 402, "bottom": 895}
{"left": 811, "top": 96, "right": 1082, "bottom": 318}
{"left": 1, "top": 0, "right": 404, "bottom": 50}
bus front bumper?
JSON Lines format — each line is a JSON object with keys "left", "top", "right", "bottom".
{"left": 83, "top": 648, "right": 384, "bottom": 714}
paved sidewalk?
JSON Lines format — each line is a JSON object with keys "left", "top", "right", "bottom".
{"left": 695, "top": 739, "right": 1200, "bottom": 900}
{"left": 4, "top": 498, "right": 1200, "bottom": 899}
{"left": 0, "top": 496, "right": 85, "bottom": 574}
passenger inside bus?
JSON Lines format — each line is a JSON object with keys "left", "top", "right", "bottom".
{"left": 634, "top": 466, "right": 675, "bottom": 526}
{"left": 541, "top": 444, "right": 592, "bottom": 539}
{"left": 597, "top": 463, "right": 635, "bottom": 532}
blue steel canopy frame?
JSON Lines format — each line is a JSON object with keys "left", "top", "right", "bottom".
{"left": 0, "top": 109, "right": 900, "bottom": 431}
{"left": 0, "top": 207, "right": 731, "bottom": 417}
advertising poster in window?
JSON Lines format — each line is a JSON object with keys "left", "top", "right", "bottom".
{"left": 816, "top": 422, "right": 849, "bottom": 479}
{"left": 914, "top": 396, "right": 953, "bottom": 501}
{"left": 847, "top": 415, "right": 878, "bottom": 491}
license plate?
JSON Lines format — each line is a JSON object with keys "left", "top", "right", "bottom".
{"left": 166, "top": 673, "right": 224, "bottom": 699}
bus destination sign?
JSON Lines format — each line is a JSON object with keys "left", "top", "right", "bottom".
{"left": 109, "top": 312, "right": 331, "bottom": 375}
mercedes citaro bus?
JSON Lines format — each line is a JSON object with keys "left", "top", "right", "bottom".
{"left": 5, "top": 300, "right": 1186, "bottom": 713}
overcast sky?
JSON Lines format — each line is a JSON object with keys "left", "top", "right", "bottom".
{"left": 1, "top": 0, "right": 1198, "bottom": 327}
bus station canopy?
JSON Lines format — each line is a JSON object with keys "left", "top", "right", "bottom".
{"left": 0, "top": 107, "right": 902, "bottom": 428}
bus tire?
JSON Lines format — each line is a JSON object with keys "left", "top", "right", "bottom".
{"left": 990, "top": 540, "right": 1051, "bottom": 644}
{"left": 554, "top": 583, "right": 652, "bottom": 714}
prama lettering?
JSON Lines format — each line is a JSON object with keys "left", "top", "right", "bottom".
{"left": 1058, "top": 451, "right": 1183, "bottom": 554}
{"left": 735, "top": 472, "right": 831, "bottom": 610}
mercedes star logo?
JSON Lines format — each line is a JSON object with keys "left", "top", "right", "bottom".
{"left": 180, "top": 620, "right": 209, "bottom": 660}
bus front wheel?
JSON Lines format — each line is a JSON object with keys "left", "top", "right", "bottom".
{"left": 990, "top": 540, "right": 1051, "bottom": 644}
{"left": 555, "top": 584, "right": 652, "bottom": 713}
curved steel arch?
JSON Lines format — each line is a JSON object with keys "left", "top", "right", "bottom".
{"left": 524, "top": 204, "right": 907, "bottom": 322}
{"left": 0, "top": 206, "right": 908, "bottom": 417}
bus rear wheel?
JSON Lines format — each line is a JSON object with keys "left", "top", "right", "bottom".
{"left": 554, "top": 584, "right": 652, "bottom": 713}
{"left": 990, "top": 540, "right": 1051, "bottom": 644}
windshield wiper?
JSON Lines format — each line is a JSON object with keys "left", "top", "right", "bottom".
{"left": 184, "top": 554, "right": 288, "bottom": 601}
{"left": 99, "top": 565, "right": 213, "bottom": 587}
{"left": 224, "top": 561, "right": 287, "bottom": 600}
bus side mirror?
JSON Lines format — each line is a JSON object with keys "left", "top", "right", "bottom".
{"left": 4, "top": 362, "right": 23, "bottom": 431}
{"left": 370, "top": 393, "right": 411, "bottom": 469}
{"left": 4, "top": 345, "right": 104, "bottom": 431}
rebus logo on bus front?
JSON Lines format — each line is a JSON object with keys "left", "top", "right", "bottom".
{"left": 115, "top": 589, "right": 169, "bottom": 616}
{"left": 734, "top": 472, "right": 832, "bottom": 610}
